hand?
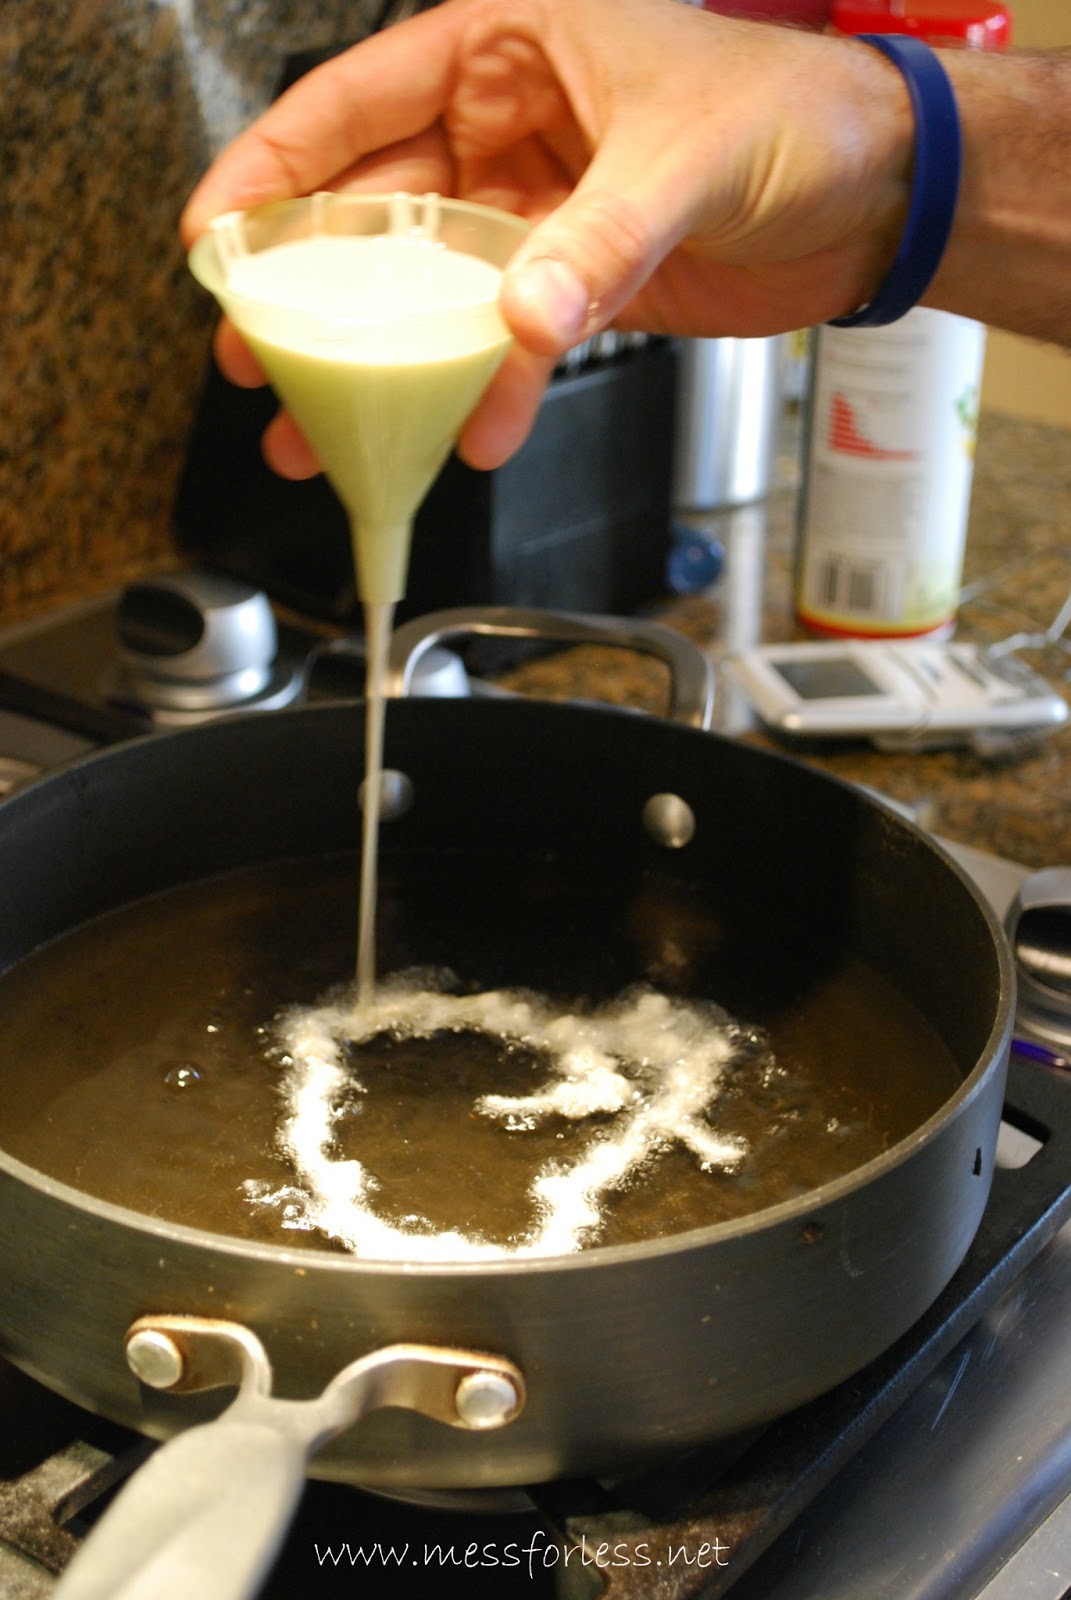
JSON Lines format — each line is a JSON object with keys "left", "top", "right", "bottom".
{"left": 181, "top": 0, "right": 913, "bottom": 472}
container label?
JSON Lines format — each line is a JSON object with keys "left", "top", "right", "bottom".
{"left": 796, "top": 310, "right": 985, "bottom": 636}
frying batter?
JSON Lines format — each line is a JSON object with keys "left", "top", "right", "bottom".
{"left": 245, "top": 978, "right": 747, "bottom": 1260}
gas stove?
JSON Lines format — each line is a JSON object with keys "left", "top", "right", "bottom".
{"left": 1, "top": 581, "right": 1070, "bottom": 1600}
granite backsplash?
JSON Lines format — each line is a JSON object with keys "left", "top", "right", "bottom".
{"left": 0, "top": 0, "right": 383, "bottom": 620}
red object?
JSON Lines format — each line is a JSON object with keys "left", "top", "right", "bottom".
{"left": 792, "top": 608, "right": 950, "bottom": 638}
{"left": 827, "top": 393, "right": 918, "bottom": 461}
{"left": 829, "top": 0, "right": 1013, "bottom": 49}
{"left": 701, "top": 1, "right": 832, "bottom": 26}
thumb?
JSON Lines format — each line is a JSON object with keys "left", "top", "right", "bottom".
{"left": 501, "top": 155, "right": 693, "bottom": 355}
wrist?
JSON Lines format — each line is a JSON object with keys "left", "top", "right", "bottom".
{"left": 829, "top": 37, "right": 962, "bottom": 327}
{"left": 819, "top": 36, "right": 919, "bottom": 321}
{"left": 924, "top": 49, "right": 1071, "bottom": 341}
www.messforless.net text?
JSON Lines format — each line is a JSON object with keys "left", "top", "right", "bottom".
{"left": 314, "top": 1530, "right": 731, "bottom": 1579}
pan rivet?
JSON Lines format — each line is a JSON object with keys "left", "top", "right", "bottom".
{"left": 358, "top": 768, "right": 414, "bottom": 822}
{"left": 643, "top": 793, "right": 696, "bottom": 850}
{"left": 454, "top": 1370, "right": 519, "bottom": 1429}
{"left": 126, "top": 1329, "right": 185, "bottom": 1390}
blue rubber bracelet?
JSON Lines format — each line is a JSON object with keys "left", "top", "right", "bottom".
{"left": 830, "top": 34, "right": 962, "bottom": 328}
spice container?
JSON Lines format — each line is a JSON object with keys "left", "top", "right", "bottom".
{"left": 795, "top": 0, "right": 1012, "bottom": 639}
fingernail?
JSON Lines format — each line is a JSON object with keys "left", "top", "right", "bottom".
{"left": 509, "top": 256, "right": 591, "bottom": 346}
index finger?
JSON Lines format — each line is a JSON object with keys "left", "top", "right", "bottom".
{"left": 213, "top": 318, "right": 267, "bottom": 387}
{"left": 179, "top": 4, "right": 466, "bottom": 243}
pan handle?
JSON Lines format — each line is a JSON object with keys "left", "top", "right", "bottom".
{"left": 54, "top": 1318, "right": 525, "bottom": 1600}
{"left": 53, "top": 1416, "right": 310, "bottom": 1600}
{"left": 385, "top": 606, "right": 716, "bottom": 730}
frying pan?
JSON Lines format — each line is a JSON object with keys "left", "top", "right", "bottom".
{"left": 0, "top": 609, "right": 1012, "bottom": 1598}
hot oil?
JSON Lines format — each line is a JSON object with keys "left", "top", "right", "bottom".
{"left": 0, "top": 854, "right": 964, "bottom": 1256}
{"left": 259, "top": 977, "right": 749, "bottom": 1258}
{"left": 326, "top": 1029, "right": 567, "bottom": 1245}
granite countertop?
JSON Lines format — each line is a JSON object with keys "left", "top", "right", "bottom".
{"left": 499, "top": 410, "right": 1071, "bottom": 871}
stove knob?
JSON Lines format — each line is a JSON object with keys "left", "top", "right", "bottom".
{"left": 1004, "top": 866, "right": 1071, "bottom": 1055}
{"left": 117, "top": 572, "right": 277, "bottom": 710}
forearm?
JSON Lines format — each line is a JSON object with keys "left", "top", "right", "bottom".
{"left": 925, "top": 47, "right": 1071, "bottom": 344}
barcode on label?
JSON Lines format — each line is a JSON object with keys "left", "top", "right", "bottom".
{"left": 810, "top": 556, "right": 898, "bottom": 619}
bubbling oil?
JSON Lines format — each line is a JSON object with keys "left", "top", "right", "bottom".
{"left": 0, "top": 856, "right": 964, "bottom": 1257}
{"left": 244, "top": 977, "right": 749, "bottom": 1260}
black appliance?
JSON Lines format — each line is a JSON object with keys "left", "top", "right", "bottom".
{"left": 174, "top": 337, "right": 678, "bottom": 627}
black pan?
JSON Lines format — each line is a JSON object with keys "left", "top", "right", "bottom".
{"left": 0, "top": 614, "right": 1012, "bottom": 1598}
